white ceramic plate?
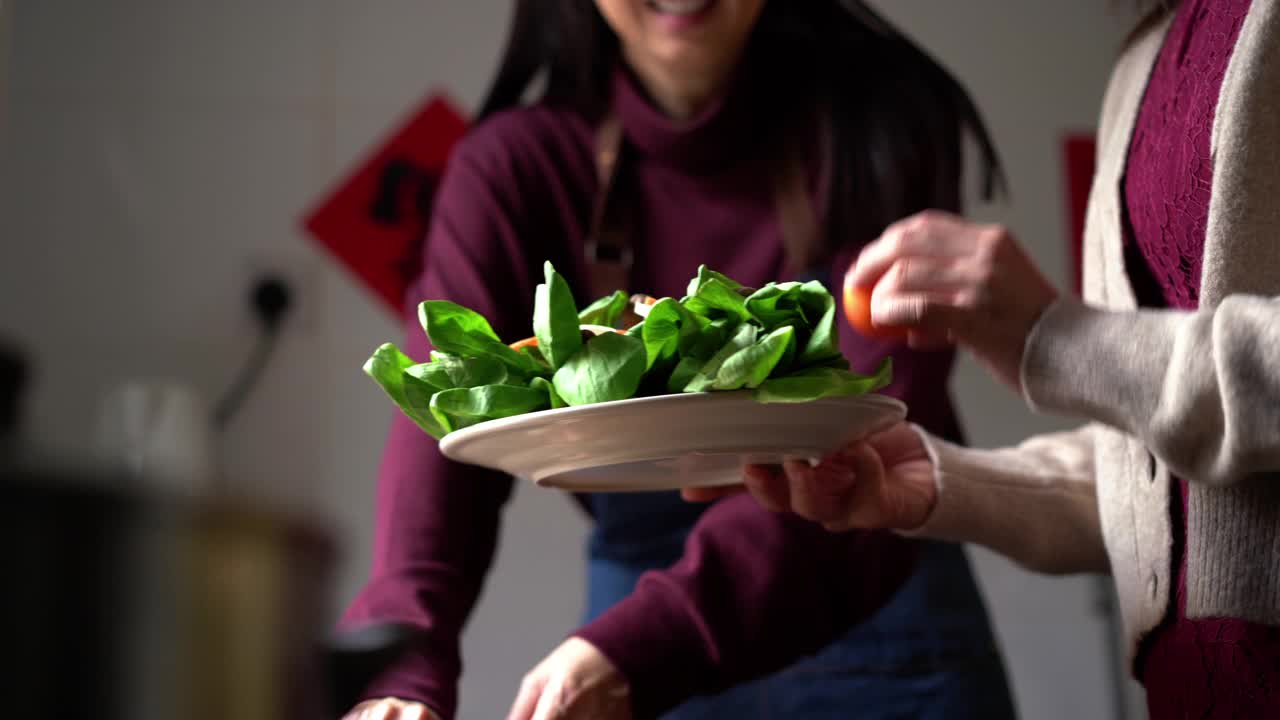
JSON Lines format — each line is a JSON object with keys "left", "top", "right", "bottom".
{"left": 439, "top": 392, "right": 907, "bottom": 492}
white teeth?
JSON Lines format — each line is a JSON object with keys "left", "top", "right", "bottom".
{"left": 646, "top": 0, "right": 712, "bottom": 16}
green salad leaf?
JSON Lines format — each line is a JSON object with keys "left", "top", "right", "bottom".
{"left": 753, "top": 359, "right": 893, "bottom": 403}
{"left": 363, "top": 344, "right": 447, "bottom": 439}
{"left": 425, "top": 352, "right": 508, "bottom": 388}
{"left": 686, "top": 265, "right": 743, "bottom": 296}
{"left": 419, "top": 301, "right": 542, "bottom": 376}
{"left": 530, "top": 376, "right": 568, "bottom": 409}
{"left": 682, "top": 323, "right": 759, "bottom": 393}
{"left": 684, "top": 278, "right": 753, "bottom": 322}
{"left": 578, "top": 290, "right": 630, "bottom": 327}
{"left": 367, "top": 262, "right": 895, "bottom": 439}
{"left": 640, "top": 297, "right": 702, "bottom": 370}
{"left": 743, "top": 282, "right": 805, "bottom": 328}
{"left": 534, "top": 261, "right": 582, "bottom": 370}
{"left": 429, "top": 384, "right": 551, "bottom": 433}
{"left": 553, "top": 332, "right": 647, "bottom": 406}
{"left": 795, "top": 280, "right": 841, "bottom": 364}
{"left": 715, "top": 325, "right": 797, "bottom": 390}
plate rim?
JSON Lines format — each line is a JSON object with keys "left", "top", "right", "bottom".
{"left": 439, "top": 390, "right": 907, "bottom": 458}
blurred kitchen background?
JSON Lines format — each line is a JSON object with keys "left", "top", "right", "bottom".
{"left": 0, "top": 1, "right": 1144, "bottom": 718}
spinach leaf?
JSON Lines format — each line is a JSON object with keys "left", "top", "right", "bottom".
{"left": 743, "top": 282, "right": 805, "bottom": 329}
{"left": 530, "top": 376, "right": 567, "bottom": 409}
{"left": 552, "top": 332, "right": 647, "bottom": 406}
{"left": 426, "top": 352, "right": 508, "bottom": 388}
{"left": 684, "top": 316, "right": 741, "bottom": 363}
{"left": 534, "top": 261, "right": 582, "bottom": 369}
{"left": 684, "top": 278, "right": 753, "bottom": 322}
{"left": 742, "top": 280, "right": 838, "bottom": 363}
{"left": 796, "top": 280, "right": 841, "bottom": 364}
{"left": 429, "top": 384, "right": 552, "bottom": 433}
{"left": 402, "top": 371, "right": 440, "bottom": 411}
{"left": 418, "top": 300, "right": 542, "bottom": 376}
{"left": 666, "top": 356, "right": 703, "bottom": 393}
{"left": 686, "top": 264, "right": 743, "bottom": 296}
{"left": 682, "top": 323, "right": 760, "bottom": 392}
{"left": 407, "top": 357, "right": 455, "bottom": 393}
{"left": 753, "top": 358, "right": 892, "bottom": 403}
{"left": 363, "top": 343, "right": 448, "bottom": 439}
{"left": 640, "top": 298, "right": 702, "bottom": 369}
{"left": 714, "top": 325, "right": 796, "bottom": 390}
{"left": 578, "top": 290, "right": 630, "bottom": 327}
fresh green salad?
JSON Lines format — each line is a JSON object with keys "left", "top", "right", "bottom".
{"left": 365, "top": 262, "right": 891, "bottom": 439}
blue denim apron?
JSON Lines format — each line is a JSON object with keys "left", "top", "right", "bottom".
{"left": 584, "top": 491, "right": 1017, "bottom": 719}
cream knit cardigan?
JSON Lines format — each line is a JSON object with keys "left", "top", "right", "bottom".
{"left": 913, "top": 1, "right": 1280, "bottom": 667}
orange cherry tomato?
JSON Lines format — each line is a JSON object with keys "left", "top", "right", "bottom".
{"left": 508, "top": 336, "right": 540, "bottom": 351}
{"left": 842, "top": 265, "right": 908, "bottom": 340}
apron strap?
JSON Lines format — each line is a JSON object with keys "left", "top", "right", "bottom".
{"left": 583, "top": 110, "right": 820, "bottom": 302}
{"left": 584, "top": 112, "right": 633, "bottom": 301}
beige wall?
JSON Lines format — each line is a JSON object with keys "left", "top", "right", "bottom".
{"left": 0, "top": 1, "right": 1141, "bottom": 718}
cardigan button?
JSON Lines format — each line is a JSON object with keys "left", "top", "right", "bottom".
{"left": 1148, "top": 572, "right": 1159, "bottom": 599}
{"left": 1148, "top": 452, "right": 1158, "bottom": 484}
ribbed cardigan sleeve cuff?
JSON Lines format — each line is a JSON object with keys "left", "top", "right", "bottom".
{"left": 899, "top": 425, "right": 1015, "bottom": 545}
{"left": 899, "top": 424, "right": 1109, "bottom": 574}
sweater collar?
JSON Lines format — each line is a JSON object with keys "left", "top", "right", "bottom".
{"left": 611, "top": 63, "right": 757, "bottom": 174}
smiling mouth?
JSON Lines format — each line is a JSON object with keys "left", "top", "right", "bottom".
{"left": 644, "top": 0, "right": 714, "bottom": 16}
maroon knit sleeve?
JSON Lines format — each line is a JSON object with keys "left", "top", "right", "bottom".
{"left": 575, "top": 493, "right": 918, "bottom": 718}
{"left": 338, "top": 134, "right": 540, "bottom": 719}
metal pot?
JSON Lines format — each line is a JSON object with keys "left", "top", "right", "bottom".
{"left": 1, "top": 460, "right": 338, "bottom": 720}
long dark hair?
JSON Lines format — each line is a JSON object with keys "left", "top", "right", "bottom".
{"left": 1126, "top": 0, "right": 1180, "bottom": 46}
{"left": 477, "top": 0, "right": 1004, "bottom": 267}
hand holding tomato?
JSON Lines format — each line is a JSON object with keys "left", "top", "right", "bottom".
{"left": 846, "top": 210, "right": 1059, "bottom": 391}
{"left": 842, "top": 265, "right": 908, "bottom": 340}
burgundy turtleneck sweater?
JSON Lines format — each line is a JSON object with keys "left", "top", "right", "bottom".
{"left": 340, "top": 68, "right": 963, "bottom": 718}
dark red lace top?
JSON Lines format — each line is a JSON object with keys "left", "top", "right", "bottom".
{"left": 1123, "top": 0, "right": 1280, "bottom": 715}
